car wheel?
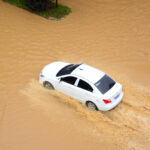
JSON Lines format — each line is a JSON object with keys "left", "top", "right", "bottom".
{"left": 86, "top": 101, "right": 98, "bottom": 111}
{"left": 43, "top": 81, "right": 54, "bottom": 90}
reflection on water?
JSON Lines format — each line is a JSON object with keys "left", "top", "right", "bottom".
{"left": 0, "top": 0, "right": 150, "bottom": 150}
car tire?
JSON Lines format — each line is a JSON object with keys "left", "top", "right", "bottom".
{"left": 86, "top": 101, "right": 98, "bottom": 111}
{"left": 43, "top": 81, "right": 54, "bottom": 90}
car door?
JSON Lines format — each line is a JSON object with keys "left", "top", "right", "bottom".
{"left": 72, "top": 79, "right": 95, "bottom": 103}
{"left": 56, "top": 76, "right": 78, "bottom": 99}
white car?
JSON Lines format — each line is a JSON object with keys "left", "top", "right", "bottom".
{"left": 39, "top": 61, "right": 123, "bottom": 111}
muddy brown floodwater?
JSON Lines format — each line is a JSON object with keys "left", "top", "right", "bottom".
{"left": 0, "top": 0, "right": 150, "bottom": 150}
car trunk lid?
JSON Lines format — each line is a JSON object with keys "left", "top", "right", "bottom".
{"left": 103, "top": 82, "right": 122, "bottom": 101}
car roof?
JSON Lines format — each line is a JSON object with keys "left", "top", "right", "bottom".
{"left": 71, "top": 64, "right": 105, "bottom": 83}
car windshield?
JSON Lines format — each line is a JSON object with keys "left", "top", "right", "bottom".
{"left": 56, "top": 64, "right": 81, "bottom": 77}
{"left": 95, "top": 75, "right": 116, "bottom": 94}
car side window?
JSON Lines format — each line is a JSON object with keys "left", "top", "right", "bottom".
{"left": 77, "top": 79, "right": 93, "bottom": 92}
{"left": 61, "top": 76, "right": 77, "bottom": 85}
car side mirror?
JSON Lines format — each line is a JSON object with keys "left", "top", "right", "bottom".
{"left": 58, "top": 77, "right": 62, "bottom": 83}
{"left": 60, "top": 77, "right": 64, "bottom": 81}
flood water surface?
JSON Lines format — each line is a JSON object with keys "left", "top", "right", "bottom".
{"left": 0, "top": 0, "right": 150, "bottom": 150}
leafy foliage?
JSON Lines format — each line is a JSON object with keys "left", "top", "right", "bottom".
{"left": 25, "top": 0, "right": 51, "bottom": 11}
{"left": 3, "top": 0, "right": 28, "bottom": 9}
{"left": 3, "top": 0, "right": 72, "bottom": 19}
{"left": 36, "top": 4, "right": 72, "bottom": 19}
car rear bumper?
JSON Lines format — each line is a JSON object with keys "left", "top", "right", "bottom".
{"left": 97, "top": 92, "right": 123, "bottom": 111}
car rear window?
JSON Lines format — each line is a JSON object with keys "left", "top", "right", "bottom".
{"left": 95, "top": 75, "right": 116, "bottom": 94}
{"left": 56, "top": 64, "right": 81, "bottom": 77}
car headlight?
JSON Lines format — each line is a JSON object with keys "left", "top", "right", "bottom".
{"left": 40, "top": 72, "right": 44, "bottom": 77}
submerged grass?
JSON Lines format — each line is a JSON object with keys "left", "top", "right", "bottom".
{"left": 3, "top": 0, "right": 72, "bottom": 19}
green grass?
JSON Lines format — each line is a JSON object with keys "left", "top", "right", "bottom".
{"left": 36, "top": 4, "right": 72, "bottom": 19}
{"left": 3, "top": 0, "right": 72, "bottom": 19}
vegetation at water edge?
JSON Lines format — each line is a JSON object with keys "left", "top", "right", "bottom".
{"left": 3, "top": 0, "right": 72, "bottom": 19}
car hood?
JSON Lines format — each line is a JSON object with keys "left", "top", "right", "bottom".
{"left": 42, "top": 61, "right": 69, "bottom": 78}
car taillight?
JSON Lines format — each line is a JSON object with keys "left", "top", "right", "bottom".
{"left": 103, "top": 99, "right": 112, "bottom": 104}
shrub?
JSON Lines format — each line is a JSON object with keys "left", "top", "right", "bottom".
{"left": 4, "top": 0, "right": 72, "bottom": 19}
{"left": 25, "top": 0, "right": 52, "bottom": 11}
